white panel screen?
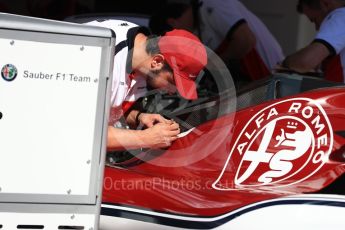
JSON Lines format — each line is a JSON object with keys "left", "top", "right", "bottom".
{"left": 0, "top": 38, "right": 102, "bottom": 195}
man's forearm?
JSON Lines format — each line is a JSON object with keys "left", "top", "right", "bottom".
{"left": 216, "top": 22, "right": 256, "bottom": 61}
{"left": 107, "top": 126, "right": 146, "bottom": 151}
{"left": 282, "top": 42, "right": 330, "bottom": 73}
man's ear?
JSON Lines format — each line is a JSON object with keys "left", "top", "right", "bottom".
{"left": 151, "top": 54, "right": 165, "bottom": 70}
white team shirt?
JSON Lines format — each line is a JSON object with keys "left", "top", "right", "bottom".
{"left": 85, "top": 20, "right": 149, "bottom": 124}
{"left": 315, "top": 7, "right": 345, "bottom": 82}
{"left": 198, "top": 0, "right": 284, "bottom": 71}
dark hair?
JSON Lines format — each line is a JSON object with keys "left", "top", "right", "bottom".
{"left": 297, "top": 0, "right": 321, "bottom": 13}
{"left": 145, "top": 34, "right": 160, "bottom": 55}
{"left": 149, "top": 3, "right": 190, "bottom": 35}
{"left": 145, "top": 34, "right": 173, "bottom": 72}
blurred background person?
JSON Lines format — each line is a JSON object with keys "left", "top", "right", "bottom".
{"left": 281, "top": 0, "right": 345, "bottom": 83}
{"left": 150, "top": 0, "right": 284, "bottom": 88}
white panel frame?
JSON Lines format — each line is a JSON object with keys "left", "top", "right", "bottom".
{"left": 0, "top": 13, "right": 115, "bottom": 229}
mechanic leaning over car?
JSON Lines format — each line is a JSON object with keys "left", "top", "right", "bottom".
{"left": 149, "top": 0, "right": 284, "bottom": 87}
{"left": 85, "top": 20, "right": 207, "bottom": 151}
{"left": 281, "top": 0, "right": 345, "bottom": 83}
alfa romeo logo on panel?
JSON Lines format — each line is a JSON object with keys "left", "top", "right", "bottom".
{"left": 1, "top": 64, "right": 18, "bottom": 81}
{"left": 213, "top": 98, "right": 333, "bottom": 190}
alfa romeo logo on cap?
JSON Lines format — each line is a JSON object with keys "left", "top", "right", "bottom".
{"left": 1, "top": 64, "right": 18, "bottom": 81}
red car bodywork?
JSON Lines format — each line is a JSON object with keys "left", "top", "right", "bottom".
{"left": 102, "top": 86, "right": 345, "bottom": 218}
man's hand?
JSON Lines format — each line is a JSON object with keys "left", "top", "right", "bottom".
{"left": 141, "top": 121, "right": 180, "bottom": 149}
{"left": 138, "top": 113, "right": 170, "bottom": 128}
{"left": 273, "top": 63, "right": 323, "bottom": 78}
{"left": 107, "top": 120, "right": 180, "bottom": 151}
{"left": 126, "top": 110, "right": 171, "bottom": 129}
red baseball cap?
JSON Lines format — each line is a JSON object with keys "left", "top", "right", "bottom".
{"left": 158, "top": 29, "right": 207, "bottom": 100}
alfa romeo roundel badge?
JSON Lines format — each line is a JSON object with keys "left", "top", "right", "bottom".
{"left": 1, "top": 64, "right": 18, "bottom": 81}
{"left": 213, "top": 98, "right": 333, "bottom": 190}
